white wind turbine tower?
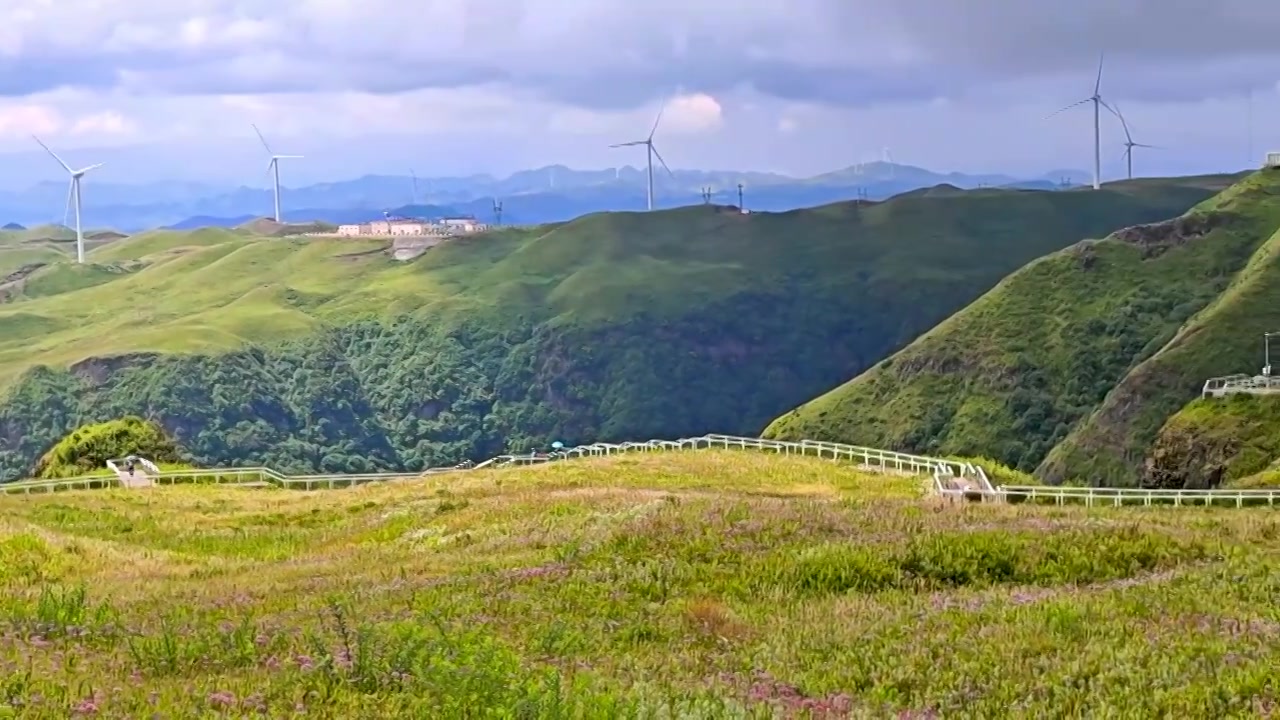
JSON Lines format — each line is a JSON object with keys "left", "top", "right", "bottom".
{"left": 1107, "top": 102, "right": 1157, "bottom": 180}
{"left": 1050, "top": 53, "right": 1114, "bottom": 190}
{"left": 609, "top": 102, "right": 674, "bottom": 211}
{"left": 32, "top": 136, "right": 103, "bottom": 265}
{"left": 251, "top": 124, "right": 303, "bottom": 222}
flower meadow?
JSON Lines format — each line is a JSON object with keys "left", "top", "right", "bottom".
{"left": 0, "top": 450, "right": 1277, "bottom": 718}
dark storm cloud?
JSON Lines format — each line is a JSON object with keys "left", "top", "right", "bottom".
{"left": 2, "top": 0, "right": 1279, "bottom": 108}
{"left": 875, "top": 0, "right": 1280, "bottom": 75}
{"left": 129, "top": 57, "right": 515, "bottom": 97}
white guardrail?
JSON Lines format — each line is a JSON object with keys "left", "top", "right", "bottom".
{"left": 1, "top": 434, "right": 1277, "bottom": 508}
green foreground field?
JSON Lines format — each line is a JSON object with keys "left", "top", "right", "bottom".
{"left": 1, "top": 451, "right": 1277, "bottom": 718}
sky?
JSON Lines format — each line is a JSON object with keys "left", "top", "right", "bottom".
{"left": 0, "top": 0, "right": 1278, "bottom": 189}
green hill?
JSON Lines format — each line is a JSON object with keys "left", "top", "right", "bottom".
{"left": 766, "top": 169, "right": 1280, "bottom": 486}
{"left": 0, "top": 224, "right": 129, "bottom": 281}
{"left": 0, "top": 180, "right": 1233, "bottom": 480}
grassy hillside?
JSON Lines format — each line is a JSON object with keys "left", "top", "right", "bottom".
{"left": 0, "top": 452, "right": 1275, "bottom": 717}
{"left": 0, "top": 226, "right": 73, "bottom": 279}
{"left": 0, "top": 180, "right": 1230, "bottom": 480}
{"left": 1039, "top": 184, "right": 1280, "bottom": 485}
{"left": 1142, "top": 394, "right": 1280, "bottom": 489}
{"left": 0, "top": 225, "right": 128, "bottom": 283}
{"left": 766, "top": 170, "right": 1280, "bottom": 484}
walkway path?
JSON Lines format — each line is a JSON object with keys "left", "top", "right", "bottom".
{"left": 115, "top": 468, "right": 154, "bottom": 488}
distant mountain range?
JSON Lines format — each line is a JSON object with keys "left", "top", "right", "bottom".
{"left": 0, "top": 162, "right": 1091, "bottom": 232}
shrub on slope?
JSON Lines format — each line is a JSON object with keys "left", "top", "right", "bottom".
{"left": 1142, "top": 394, "right": 1280, "bottom": 490}
{"left": 32, "top": 415, "right": 181, "bottom": 478}
{"left": 765, "top": 171, "right": 1280, "bottom": 480}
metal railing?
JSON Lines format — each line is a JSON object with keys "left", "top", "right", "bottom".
{"left": 997, "top": 484, "right": 1280, "bottom": 508}
{"left": 478, "top": 435, "right": 995, "bottom": 497}
{"left": 1, "top": 434, "right": 968, "bottom": 496}
{"left": 2, "top": 433, "right": 1277, "bottom": 508}
{"left": 1202, "top": 373, "right": 1280, "bottom": 398}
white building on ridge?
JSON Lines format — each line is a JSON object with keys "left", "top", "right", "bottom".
{"left": 334, "top": 216, "right": 487, "bottom": 238}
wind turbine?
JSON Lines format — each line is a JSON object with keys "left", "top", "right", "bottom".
{"left": 609, "top": 102, "right": 674, "bottom": 211}
{"left": 32, "top": 136, "right": 102, "bottom": 265}
{"left": 1050, "top": 53, "right": 1114, "bottom": 190}
{"left": 1106, "top": 102, "right": 1157, "bottom": 180}
{"left": 251, "top": 124, "right": 302, "bottom": 222}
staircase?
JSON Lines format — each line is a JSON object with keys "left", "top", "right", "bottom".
{"left": 107, "top": 457, "right": 160, "bottom": 489}
{"left": 936, "top": 474, "right": 984, "bottom": 502}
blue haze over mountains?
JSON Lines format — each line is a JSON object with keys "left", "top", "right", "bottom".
{"left": 0, "top": 162, "right": 1091, "bottom": 232}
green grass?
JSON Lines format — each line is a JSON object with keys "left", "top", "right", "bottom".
{"left": 0, "top": 451, "right": 1276, "bottom": 717}
{"left": 0, "top": 246, "right": 66, "bottom": 279}
{"left": 0, "top": 225, "right": 130, "bottom": 289}
{"left": 1143, "top": 394, "right": 1280, "bottom": 489}
{"left": 766, "top": 170, "right": 1280, "bottom": 487}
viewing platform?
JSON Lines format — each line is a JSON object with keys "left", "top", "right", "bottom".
{"left": 1203, "top": 332, "right": 1280, "bottom": 399}
{"left": 1201, "top": 373, "right": 1280, "bottom": 398}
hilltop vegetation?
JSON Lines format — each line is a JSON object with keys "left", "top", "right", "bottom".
{"left": 0, "top": 452, "right": 1276, "bottom": 717}
{"left": 767, "top": 170, "right": 1280, "bottom": 486}
{"left": 235, "top": 217, "right": 338, "bottom": 237}
{"left": 32, "top": 417, "right": 180, "bottom": 479}
{"left": 0, "top": 180, "right": 1224, "bottom": 480}
{"left": 1143, "top": 394, "right": 1280, "bottom": 489}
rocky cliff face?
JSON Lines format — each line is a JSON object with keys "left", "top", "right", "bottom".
{"left": 1142, "top": 394, "right": 1280, "bottom": 489}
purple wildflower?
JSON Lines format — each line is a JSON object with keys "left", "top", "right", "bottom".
{"left": 207, "top": 690, "right": 237, "bottom": 708}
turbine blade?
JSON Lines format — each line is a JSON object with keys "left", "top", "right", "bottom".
{"left": 251, "top": 124, "right": 274, "bottom": 155}
{"left": 1095, "top": 51, "right": 1105, "bottom": 95}
{"left": 1046, "top": 99, "right": 1091, "bottom": 118}
{"left": 651, "top": 144, "right": 673, "bottom": 176}
{"left": 32, "top": 135, "right": 72, "bottom": 173}
{"left": 77, "top": 163, "right": 105, "bottom": 174}
{"left": 648, "top": 100, "right": 667, "bottom": 140}
{"left": 1100, "top": 99, "right": 1131, "bottom": 142}
{"left": 62, "top": 179, "right": 73, "bottom": 228}
{"left": 275, "top": 154, "right": 304, "bottom": 159}
{"left": 610, "top": 141, "right": 648, "bottom": 148}
{"left": 1134, "top": 143, "right": 1160, "bottom": 149}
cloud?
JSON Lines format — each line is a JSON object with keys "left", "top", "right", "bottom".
{"left": 1, "top": 1, "right": 1279, "bottom": 188}
{"left": 0, "top": 103, "right": 62, "bottom": 138}
{"left": 70, "top": 111, "right": 135, "bottom": 137}
{"left": 1, "top": 0, "right": 1276, "bottom": 112}
{"left": 662, "top": 94, "right": 724, "bottom": 134}
{"left": 547, "top": 92, "right": 723, "bottom": 138}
